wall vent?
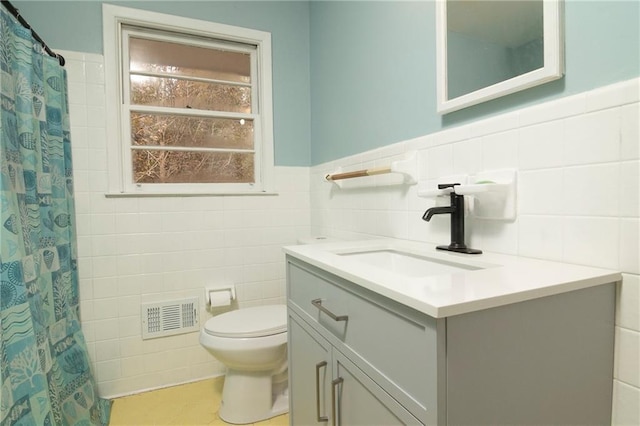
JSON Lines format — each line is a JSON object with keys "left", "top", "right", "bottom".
{"left": 141, "top": 297, "right": 199, "bottom": 340}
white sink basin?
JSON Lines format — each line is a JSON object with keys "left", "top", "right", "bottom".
{"left": 337, "top": 249, "right": 481, "bottom": 278}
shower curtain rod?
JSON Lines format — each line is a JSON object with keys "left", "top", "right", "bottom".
{"left": 1, "top": 0, "right": 65, "bottom": 66}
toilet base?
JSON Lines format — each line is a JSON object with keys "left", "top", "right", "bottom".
{"left": 218, "top": 369, "right": 289, "bottom": 424}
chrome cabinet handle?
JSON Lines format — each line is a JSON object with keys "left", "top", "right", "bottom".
{"left": 311, "top": 299, "right": 349, "bottom": 322}
{"left": 331, "top": 377, "right": 343, "bottom": 426}
{"left": 315, "top": 361, "right": 328, "bottom": 422}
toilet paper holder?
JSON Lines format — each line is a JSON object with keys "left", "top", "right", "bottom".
{"left": 205, "top": 284, "right": 236, "bottom": 307}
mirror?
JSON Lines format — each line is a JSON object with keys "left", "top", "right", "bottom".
{"left": 436, "top": 0, "right": 563, "bottom": 114}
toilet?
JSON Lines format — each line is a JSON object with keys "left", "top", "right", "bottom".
{"left": 199, "top": 304, "right": 288, "bottom": 424}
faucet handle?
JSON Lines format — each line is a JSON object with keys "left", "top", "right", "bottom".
{"left": 437, "top": 183, "right": 460, "bottom": 190}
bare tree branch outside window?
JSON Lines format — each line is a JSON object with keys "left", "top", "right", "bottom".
{"left": 127, "top": 37, "right": 256, "bottom": 185}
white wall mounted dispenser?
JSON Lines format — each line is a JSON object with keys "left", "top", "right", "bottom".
{"left": 205, "top": 284, "right": 236, "bottom": 308}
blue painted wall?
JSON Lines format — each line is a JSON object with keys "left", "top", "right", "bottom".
{"left": 310, "top": 0, "right": 640, "bottom": 165}
{"left": 12, "top": 1, "right": 312, "bottom": 167}
{"left": 310, "top": 1, "right": 434, "bottom": 165}
{"left": 12, "top": 1, "right": 640, "bottom": 166}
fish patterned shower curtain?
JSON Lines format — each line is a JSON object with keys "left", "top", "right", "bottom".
{"left": 0, "top": 6, "right": 110, "bottom": 425}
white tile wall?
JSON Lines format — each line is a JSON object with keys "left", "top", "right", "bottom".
{"left": 61, "top": 50, "right": 310, "bottom": 397}
{"left": 311, "top": 78, "right": 640, "bottom": 425}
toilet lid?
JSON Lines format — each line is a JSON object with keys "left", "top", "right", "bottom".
{"left": 204, "top": 305, "right": 287, "bottom": 338}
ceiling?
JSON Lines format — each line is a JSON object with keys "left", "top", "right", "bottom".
{"left": 447, "top": 0, "right": 544, "bottom": 47}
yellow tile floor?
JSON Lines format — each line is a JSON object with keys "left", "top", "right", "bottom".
{"left": 109, "top": 377, "right": 289, "bottom": 426}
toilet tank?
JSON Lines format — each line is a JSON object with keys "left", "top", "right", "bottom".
{"left": 297, "top": 236, "right": 341, "bottom": 245}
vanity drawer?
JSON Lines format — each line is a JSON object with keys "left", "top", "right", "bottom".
{"left": 287, "top": 258, "right": 442, "bottom": 420}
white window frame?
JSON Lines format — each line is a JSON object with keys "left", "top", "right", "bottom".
{"left": 103, "top": 4, "right": 275, "bottom": 195}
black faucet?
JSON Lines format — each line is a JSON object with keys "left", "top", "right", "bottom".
{"left": 422, "top": 183, "right": 482, "bottom": 254}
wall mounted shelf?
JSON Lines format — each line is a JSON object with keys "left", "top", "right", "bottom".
{"left": 325, "top": 151, "right": 418, "bottom": 188}
{"left": 417, "top": 170, "right": 517, "bottom": 220}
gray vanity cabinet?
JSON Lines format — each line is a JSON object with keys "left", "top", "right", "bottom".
{"left": 287, "top": 258, "right": 443, "bottom": 425}
{"left": 286, "top": 256, "right": 616, "bottom": 426}
{"left": 288, "top": 315, "right": 332, "bottom": 425}
{"left": 289, "top": 313, "right": 420, "bottom": 425}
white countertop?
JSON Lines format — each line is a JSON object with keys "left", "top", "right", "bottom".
{"left": 283, "top": 238, "right": 621, "bottom": 318}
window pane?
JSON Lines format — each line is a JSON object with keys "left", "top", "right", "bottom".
{"left": 130, "top": 75, "right": 251, "bottom": 113}
{"left": 131, "top": 113, "right": 254, "bottom": 150}
{"left": 129, "top": 36, "right": 251, "bottom": 84}
{"left": 132, "top": 150, "right": 254, "bottom": 184}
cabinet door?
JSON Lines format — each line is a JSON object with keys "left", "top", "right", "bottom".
{"left": 289, "top": 314, "right": 332, "bottom": 425}
{"left": 333, "top": 351, "right": 421, "bottom": 426}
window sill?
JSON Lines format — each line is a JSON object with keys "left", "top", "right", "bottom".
{"left": 104, "top": 191, "right": 279, "bottom": 198}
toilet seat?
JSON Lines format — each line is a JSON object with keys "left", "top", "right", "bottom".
{"left": 204, "top": 305, "right": 287, "bottom": 338}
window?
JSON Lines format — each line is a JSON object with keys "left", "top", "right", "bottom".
{"left": 103, "top": 5, "right": 274, "bottom": 195}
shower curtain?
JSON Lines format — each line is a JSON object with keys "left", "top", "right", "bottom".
{"left": 0, "top": 7, "right": 110, "bottom": 426}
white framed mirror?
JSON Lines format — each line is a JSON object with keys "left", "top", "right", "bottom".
{"left": 436, "top": 0, "right": 564, "bottom": 114}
